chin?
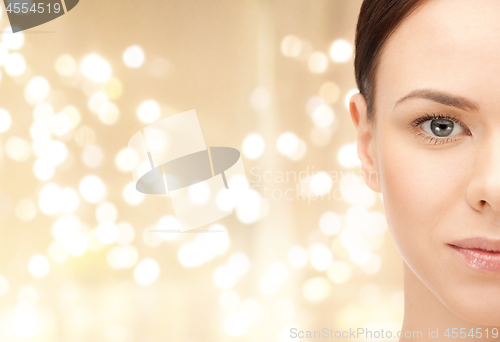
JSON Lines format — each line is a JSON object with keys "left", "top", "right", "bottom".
{"left": 441, "top": 285, "right": 500, "bottom": 326}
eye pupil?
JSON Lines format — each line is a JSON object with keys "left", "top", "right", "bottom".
{"left": 430, "top": 119, "right": 454, "bottom": 137}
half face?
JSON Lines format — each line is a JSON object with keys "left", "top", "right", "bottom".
{"left": 371, "top": 0, "right": 500, "bottom": 325}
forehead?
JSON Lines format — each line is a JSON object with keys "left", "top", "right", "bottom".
{"left": 375, "top": 0, "right": 500, "bottom": 114}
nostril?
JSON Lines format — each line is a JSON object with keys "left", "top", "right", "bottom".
{"left": 480, "top": 200, "right": 487, "bottom": 207}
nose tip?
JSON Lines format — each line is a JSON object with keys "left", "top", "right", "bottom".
{"left": 466, "top": 143, "right": 500, "bottom": 213}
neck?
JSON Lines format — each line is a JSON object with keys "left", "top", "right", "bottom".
{"left": 400, "top": 262, "right": 499, "bottom": 342}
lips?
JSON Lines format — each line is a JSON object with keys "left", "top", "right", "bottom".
{"left": 449, "top": 237, "right": 500, "bottom": 272}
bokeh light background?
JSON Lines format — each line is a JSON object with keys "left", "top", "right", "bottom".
{"left": 0, "top": 0, "right": 406, "bottom": 341}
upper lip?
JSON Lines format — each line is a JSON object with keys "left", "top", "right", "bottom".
{"left": 449, "top": 237, "right": 500, "bottom": 253}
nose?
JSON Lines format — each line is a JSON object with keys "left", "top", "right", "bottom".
{"left": 466, "top": 133, "right": 500, "bottom": 213}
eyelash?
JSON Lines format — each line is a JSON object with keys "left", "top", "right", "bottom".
{"left": 409, "top": 112, "right": 471, "bottom": 145}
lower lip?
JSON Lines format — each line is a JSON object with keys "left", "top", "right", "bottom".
{"left": 449, "top": 245, "right": 500, "bottom": 272}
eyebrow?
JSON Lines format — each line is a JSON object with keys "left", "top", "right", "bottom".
{"left": 394, "top": 88, "right": 479, "bottom": 112}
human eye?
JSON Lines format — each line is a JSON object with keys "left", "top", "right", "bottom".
{"left": 409, "top": 112, "right": 471, "bottom": 145}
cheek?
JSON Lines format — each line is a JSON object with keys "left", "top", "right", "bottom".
{"left": 376, "top": 134, "right": 469, "bottom": 266}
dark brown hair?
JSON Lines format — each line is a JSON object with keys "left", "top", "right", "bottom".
{"left": 354, "top": 0, "right": 430, "bottom": 123}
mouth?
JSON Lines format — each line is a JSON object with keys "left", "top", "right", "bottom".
{"left": 448, "top": 237, "right": 500, "bottom": 273}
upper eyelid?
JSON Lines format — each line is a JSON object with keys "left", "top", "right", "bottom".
{"left": 410, "top": 112, "right": 464, "bottom": 127}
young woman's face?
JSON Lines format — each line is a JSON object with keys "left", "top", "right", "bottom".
{"left": 357, "top": 0, "right": 500, "bottom": 324}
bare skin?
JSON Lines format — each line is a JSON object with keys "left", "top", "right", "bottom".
{"left": 350, "top": 0, "right": 500, "bottom": 340}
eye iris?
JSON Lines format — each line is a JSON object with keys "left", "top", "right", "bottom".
{"left": 430, "top": 119, "right": 454, "bottom": 137}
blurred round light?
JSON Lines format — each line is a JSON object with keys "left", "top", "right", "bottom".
{"left": 33, "top": 158, "right": 55, "bottom": 180}
{"left": 310, "top": 126, "right": 332, "bottom": 147}
{"left": 28, "top": 254, "right": 50, "bottom": 278}
{"left": 137, "top": 100, "right": 161, "bottom": 123}
{"left": 214, "top": 265, "right": 237, "bottom": 289}
{"left": 327, "top": 261, "right": 351, "bottom": 284}
{"left": 307, "top": 52, "right": 328, "bottom": 74}
{"left": 79, "top": 175, "right": 107, "bottom": 203}
{"left": 58, "top": 188, "right": 80, "bottom": 213}
{"left": 107, "top": 246, "right": 138, "bottom": 269}
{"left": 97, "top": 102, "right": 120, "bottom": 125}
{"left": 329, "top": 39, "right": 353, "bottom": 63}
{"left": 227, "top": 253, "right": 250, "bottom": 277}
{"left": 134, "top": 258, "right": 160, "bottom": 286}
{"left": 80, "top": 54, "right": 112, "bottom": 83}
{"left": 288, "top": 139, "right": 307, "bottom": 161}
{"left": 6, "top": 137, "right": 30, "bottom": 161}
{"left": 123, "top": 45, "right": 145, "bottom": 68}
{"left": 30, "top": 120, "right": 51, "bottom": 142}
{"left": 250, "top": 87, "right": 271, "bottom": 110}
{"left": 235, "top": 189, "right": 261, "bottom": 224}
{"left": 74, "top": 125, "right": 96, "bottom": 148}
{"left": 95, "top": 201, "right": 118, "bottom": 223}
{"left": 48, "top": 241, "right": 69, "bottom": 263}
{"left": 82, "top": 144, "right": 104, "bottom": 169}
{"left": 219, "top": 290, "right": 240, "bottom": 313}
{"left": 123, "top": 181, "right": 145, "bottom": 205}
{"left": 55, "top": 54, "right": 76, "bottom": 76}
{"left": 2, "top": 29, "right": 24, "bottom": 50}
{"left": 359, "top": 253, "right": 381, "bottom": 275}
{"left": 0, "top": 108, "right": 11, "bottom": 132}
{"left": 281, "top": 35, "right": 302, "bottom": 58}
{"left": 242, "top": 133, "right": 265, "bottom": 159}
{"left": 156, "top": 215, "right": 180, "bottom": 241}
{"left": 116, "top": 222, "right": 135, "bottom": 245}
{"left": 33, "top": 102, "right": 54, "bottom": 123}
{"left": 178, "top": 241, "right": 206, "bottom": 268}
{"left": 302, "top": 277, "right": 331, "bottom": 302}
{"left": 5, "top": 53, "right": 26, "bottom": 76}
{"left": 88, "top": 91, "right": 109, "bottom": 114}
{"left": 308, "top": 243, "right": 333, "bottom": 271}
{"left": 199, "top": 224, "right": 230, "bottom": 255}
{"left": 240, "top": 298, "right": 262, "bottom": 324}
{"left": 115, "top": 147, "right": 139, "bottom": 172}
{"left": 25, "top": 76, "right": 50, "bottom": 103}
{"left": 309, "top": 171, "right": 332, "bottom": 196}
{"left": 287, "top": 246, "right": 307, "bottom": 269}
{"left": 276, "top": 132, "right": 299, "bottom": 156}
{"left": 312, "top": 105, "right": 335, "bottom": 128}
{"left": 275, "top": 299, "right": 296, "bottom": 322}
{"left": 38, "top": 183, "right": 61, "bottom": 215}
{"left": 15, "top": 199, "right": 36, "bottom": 221}
{"left": 188, "top": 181, "right": 210, "bottom": 205}
{"left": 42, "top": 140, "right": 68, "bottom": 166}
{"left": 96, "top": 221, "right": 118, "bottom": 244}
{"left": 16, "top": 288, "right": 38, "bottom": 308}
{"left": 306, "top": 96, "right": 325, "bottom": 117}
{"left": 224, "top": 313, "right": 249, "bottom": 337}
{"left": 50, "top": 113, "right": 72, "bottom": 136}
{"left": 319, "top": 211, "right": 341, "bottom": 235}
{"left": 337, "top": 143, "right": 361, "bottom": 168}
{"left": 267, "top": 262, "right": 289, "bottom": 285}
{"left": 103, "top": 78, "right": 123, "bottom": 100}
{"left": 258, "top": 275, "right": 279, "bottom": 296}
